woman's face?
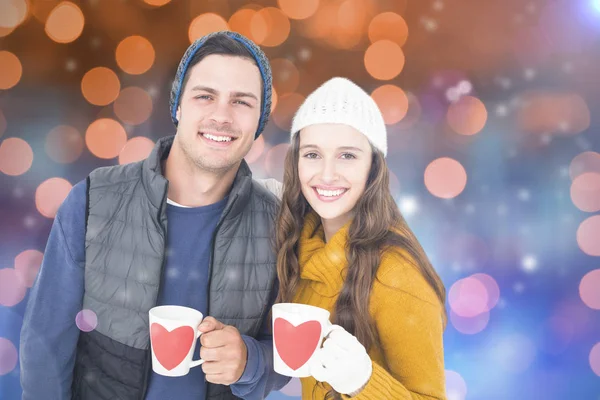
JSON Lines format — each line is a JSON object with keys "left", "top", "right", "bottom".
{"left": 298, "top": 123, "right": 373, "bottom": 230}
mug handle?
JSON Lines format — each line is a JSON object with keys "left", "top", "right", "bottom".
{"left": 189, "top": 330, "right": 205, "bottom": 368}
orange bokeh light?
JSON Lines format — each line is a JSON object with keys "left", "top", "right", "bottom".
{"left": 0, "top": 0, "right": 28, "bottom": 30}
{"left": 277, "top": 0, "right": 319, "bottom": 20}
{"left": 251, "top": 7, "right": 290, "bottom": 47}
{"left": 143, "top": 0, "right": 171, "bottom": 6}
{"left": 579, "top": 269, "right": 600, "bottom": 310}
{"left": 0, "top": 138, "right": 33, "bottom": 176}
{"left": 577, "top": 215, "right": 600, "bottom": 256}
{"left": 119, "top": 137, "right": 155, "bottom": 165}
{"left": 229, "top": 8, "right": 259, "bottom": 41}
{"left": 424, "top": 157, "right": 468, "bottom": 199}
{"left": 116, "top": 36, "right": 155, "bottom": 75}
{"left": 364, "top": 40, "right": 405, "bottom": 80}
{"left": 0, "top": 50, "right": 23, "bottom": 90}
{"left": 113, "top": 87, "right": 153, "bottom": 126}
{"left": 188, "top": 13, "right": 229, "bottom": 44}
{"left": 85, "top": 118, "right": 127, "bottom": 159}
{"left": 368, "top": 12, "right": 408, "bottom": 47}
{"left": 45, "top": 125, "right": 84, "bottom": 164}
{"left": 245, "top": 135, "right": 265, "bottom": 164}
{"left": 447, "top": 96, "right": 488, "bottom": 136}
{"left": 271, "top": 58, "right": 299, "bottom": 96}
{"left": 272, "top": 93, "right": 305, "bottom": 130}
{"left": 518, "top": 92, "right": 590, "bottom": 135}
{"left": 570, "top": 173, "right": 600, "bottom": 212}
{"left": 570, "top": 151, "right": 600, "bottom": 180}
{"left": 81, "top": 67, "right": 121, "bottom": 106}
{"left": 45, "top": 1, "right": 85, "bottom": 44}
{"left": 35, "top": 177, "right": 72, "bottom": 218}
{"left": 371, "top": 84, "right": 409, "bottom": 125}
{"left": 15, "top": 249, "right": 44, "bottom": 288}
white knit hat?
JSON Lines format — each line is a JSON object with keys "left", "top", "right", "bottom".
{"left": 290, "top": 77, "right": 387, "bottom": 156}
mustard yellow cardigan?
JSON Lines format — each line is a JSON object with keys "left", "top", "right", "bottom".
{"left": 293, "top": 212, "right": 447, "bottom": 399}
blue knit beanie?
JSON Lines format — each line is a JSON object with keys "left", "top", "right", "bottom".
{"left": 169, "top": 31, "right": 272, "bottom": 139}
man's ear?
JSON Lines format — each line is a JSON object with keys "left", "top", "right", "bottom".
{"left": 176, "top": 105, "right": 181, "bottom": 121}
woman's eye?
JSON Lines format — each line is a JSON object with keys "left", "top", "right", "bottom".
{"left": 341, "top": 153, "right": 356, "bottom": 160}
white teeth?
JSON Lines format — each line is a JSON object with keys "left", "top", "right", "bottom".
{"left": 316, "top": 188, "right": 346, "bottom": 197}
{"left": 203, "top": 133, "right": 232, "bottom": 142}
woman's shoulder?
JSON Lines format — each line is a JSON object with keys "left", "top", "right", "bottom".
{"left": 374, "top": 247, "right": 442, "bottom": 308}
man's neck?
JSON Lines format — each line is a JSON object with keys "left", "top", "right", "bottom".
{"left": 163, "top": 141, "right": 239, "bottom": 208}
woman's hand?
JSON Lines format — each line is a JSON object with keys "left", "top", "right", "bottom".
{"left": 308, "top": 327, "right": 373, "bottom": 396}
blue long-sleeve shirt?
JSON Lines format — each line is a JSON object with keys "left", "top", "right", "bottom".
{"left": 20, "top": 180, "right": 290, "bottom": 399}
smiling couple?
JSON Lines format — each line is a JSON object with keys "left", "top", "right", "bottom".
{"left": 20, "top": 31, "right": 447, "bottom": 400}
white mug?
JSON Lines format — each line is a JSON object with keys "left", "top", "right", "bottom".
{"left": 148, "top": 305, "right": 205, "bottom": 377}
{"left": 272, "top": 303, "right": 339, "bottom": 378}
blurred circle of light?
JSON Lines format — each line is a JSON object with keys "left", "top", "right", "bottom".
{"left": 85, "top": 118, "right": 127, "bottom": 159}
{"left": 0, "top": 337, "right": 18, "bottom": 376}
{"left": 45, "top": 1, "right": 85, "bottom": 44}
{"left": 449, "top": 277, "right": 489, "bottom": 317}
{"left": 0, "top": 26, "right": 15, "bottom": 38}
{"left": 371, "top": 85, "right": 409, "bottom": 125}
{"left": 493, "top": 334, "right": 537, "bottom": 373}
{"left": 0, "top": 109, "right": 6, "bottom": 137}
{"left": 143, "top": 0, "right": 171, "bottom": 6}
{"left": 45, "top": 125, "right": 84, "bottom": 164}
{"left": 424, "top": 158, "right": 467, "bottom": 199}
{"left": 0, "top": 137, "right": 33, "bottom": 176}
{"left": 368, "top": 12, "right": 408, "bottom": 47}
{"left": 521, "top": 254, "right": 538, "bottom": 273}
{"left": 0, "top": 50, "right": 22, "bottom": 89}
{"left": 113, "top": 87, "right": 153, "bottom": 126}
{"left": 35, "top": 177, "right": 73, "bottom": 219}
{"left": 76, "top": 309, "right": 98, "bottom": 332}
{"left": 251, "top": 7, "right": 291, "bottom": 47}
{"left": 118, "top": 137, "right": 155, "bottom": 165}
{"left": 245, "top": 135, "right": 265, "bottom": 164}
{"left": 579, "top": 269, "right": 600, "bottom": 310}
{"left": 570, "top": 151, "right": 600, "bottom": 180}
{"left": 277, "top": 0, "right": 319, "bottom": 20}
{"left": 264, "top": 143, "right": 290, "bottom": 181}
{"left": 450, "top": 309, "right": 490, "bottom": 335}
{"left": 81, "top": 67, "right": 121, "bottom": 106}
{"left": 0, "top": 268, "right": 27, "bottom": 307}
{"left": 445, "top": 370, "right": 467, "bottom": 400}
{"left": 14, "top": 249, "right": 43, "bottom": 288}
{"left": 518, "top": 92, "right": 591, "bottom": 135}
{"left": 399, "top": 196, "right": 418, "bottom": 217}
{"left": 577, "top": 215, "right": 600, "bottom": 256}
{"left": 0, "top": 0, "right": 28, "bottom": 30}
{"left": 590, "top": 343, "right": 600, "bottom": 377}
{"left": 331, "top": 0, "right": 370, "bottom": 50}
{"left": 446, "top": 96, "right": 488, "bottom": 136}
{"left": 457, "top": 80, "right": 473, "bottom": 94}
{"left": 471, "top": 273, "right": 500, "bottom": 311}
{"left": 364, "top": 40, "right": 405, "bottom": 80}
{"left": 116, "top": 36, "right": 155, "bottom": 75}
{"left": 297, "top": 3, "right": 337, "bottom": 40}
{"left": 228, "top": 8, "right": 259, "bottom": 41}
{"left": 272, "top": 93, "right": 305, "bottom": 130}
{"left": 271, "top": 58, "right": 299, "bottom": 96}
{"left": 570, "top": 172, "right": 600, "bottom": 212}
{"left": 188, "top": 13, "right": 229, "bottom": 43}
{"left": 279, "top": 377, "right": 302, "bottom": 396}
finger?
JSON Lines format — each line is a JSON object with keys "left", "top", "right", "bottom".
{"left": 198, "top": 317, "right": 226, "bottom": 333}
{"left": 201, "top": 330, "right": 231, "bottom": 348}
{"left": 201, "top": 360, "right": 223, "bottom": 376}
{"left": 200, "top": 346, "right": 220, "bottom": 362}
{"left": 205, "top": 372, "right": 226, "bottom": 385}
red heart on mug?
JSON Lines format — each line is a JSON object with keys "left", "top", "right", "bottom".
{"left": 274, "top": 318, "right": 322, "bottom": 370}
{"left": 150, "top": 323, "right": 195, "bottom": 371}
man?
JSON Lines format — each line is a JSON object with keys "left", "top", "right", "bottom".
{"left": 20, "top": 31, "right": 289, "bottom": 400}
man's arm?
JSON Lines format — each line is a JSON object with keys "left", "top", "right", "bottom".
{"left": 20, "top": 181, "right": 87, "bottom": 400}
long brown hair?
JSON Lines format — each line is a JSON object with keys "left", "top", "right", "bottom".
{"left": 275, "top": 134, "right": 447, "bottom": 398}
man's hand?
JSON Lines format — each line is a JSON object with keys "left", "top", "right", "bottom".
{"left": 198, "top": 317, "right": 248, "bottom": 385}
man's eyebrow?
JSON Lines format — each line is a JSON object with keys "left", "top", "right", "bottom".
{"left": 190, "top": 86, "right": 258, "bottom": 101}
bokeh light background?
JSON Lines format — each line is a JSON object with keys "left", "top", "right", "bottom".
{"left": 1, "top": 0, "right": 600, "bottom": 399}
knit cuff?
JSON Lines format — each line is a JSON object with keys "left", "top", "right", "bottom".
{"left": 342, "top": 361, "right": 408, "bottom": 400}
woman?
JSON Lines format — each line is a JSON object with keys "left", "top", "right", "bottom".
{"left": 273, "top": 77, "right": 447, "bottom": 399}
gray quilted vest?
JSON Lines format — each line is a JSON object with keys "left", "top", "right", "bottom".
{"left": 71, "top": 136, "right": 279, "bottom": 399}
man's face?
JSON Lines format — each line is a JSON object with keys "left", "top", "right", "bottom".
{"left": 175, "top": 54, "right": 262, "bottom": 173}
